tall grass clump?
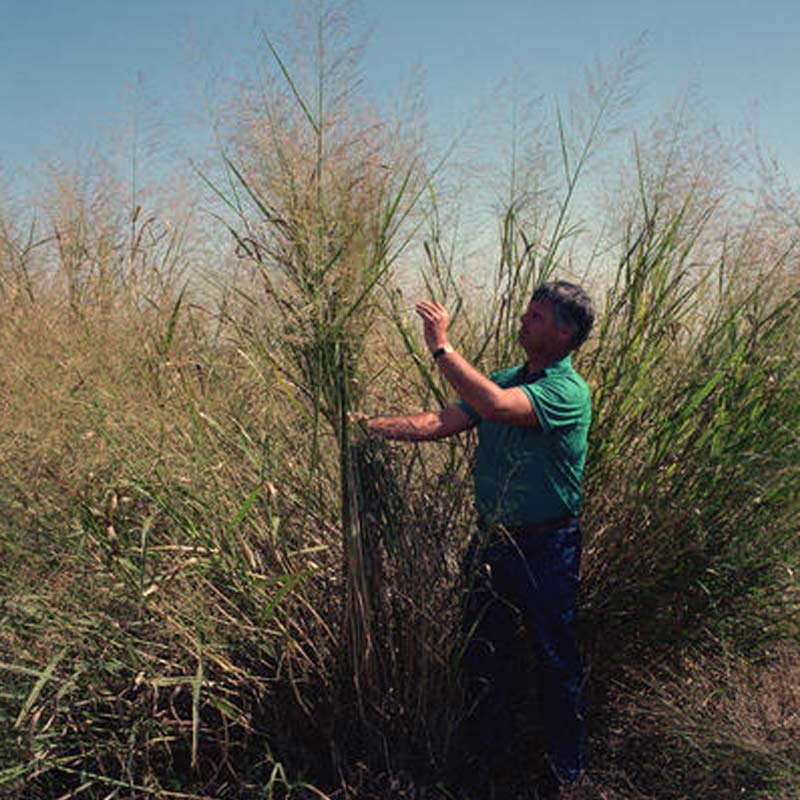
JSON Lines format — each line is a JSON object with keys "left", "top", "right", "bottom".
{"left": 576, "top": 156, "right": 800, "bottom": 795}
{"left": 0, "top": 167, "right": 295, "bottom": 798}
{"left": 202, "top": 4, "right": 470, "bottom": 783}
{"left": 585, "top": 193, "right": 799, "bottom": 652}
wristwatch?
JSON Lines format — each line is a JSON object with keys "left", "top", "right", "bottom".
{"left": 432, "top": 344, "right": 454, "bottom": 360}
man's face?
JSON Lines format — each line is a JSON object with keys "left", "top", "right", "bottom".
{"left": 518, "top": 299, "right": 572, "bottom": 352}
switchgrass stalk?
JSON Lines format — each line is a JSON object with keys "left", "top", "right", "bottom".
{"left": 210, "top": 20, "right": 431, "bottom": 725}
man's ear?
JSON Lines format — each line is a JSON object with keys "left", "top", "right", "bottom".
{"left": 558, "top": 325, "right": 575, "bottom": 347}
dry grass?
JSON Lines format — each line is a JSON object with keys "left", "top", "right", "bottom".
{"left": 2, "top": 8, "right": 799, "bottom": 799}
{"left": 589, "top": 645, "right": 800, "bottom": 799}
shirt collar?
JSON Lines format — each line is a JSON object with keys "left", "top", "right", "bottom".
{"left": 520, "top": 353, "right": 572, "bottom": 380}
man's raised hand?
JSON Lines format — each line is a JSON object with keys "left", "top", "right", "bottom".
{"left": 415, "top": 300, "right": 450, "bottom": 353}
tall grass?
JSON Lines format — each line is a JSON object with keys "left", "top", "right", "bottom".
{"left": 204, "top": 12, "right": 443, "bottom": 749}
{"left": 1, "top": 9, "right": 799, "bottom": 800}
{"left": 583, "top": 183, "right": 799, "bottom": 645}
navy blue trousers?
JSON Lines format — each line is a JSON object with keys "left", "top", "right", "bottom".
{"left": 461, "top": 519, "right": 585, "bottom": 784}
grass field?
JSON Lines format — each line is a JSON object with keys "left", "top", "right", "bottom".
{"left": 1, "top": 11, "right": 798, "bottom": 800}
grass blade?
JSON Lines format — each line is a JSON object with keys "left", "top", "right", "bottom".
{"left": 191, "top": 643, "right": 203, "bottom": 772}
{"left": 14, "top": 647, "right": 67, "bottom": 730}
{"left": 259, "top": 27, "right": 320, "bottom": 135}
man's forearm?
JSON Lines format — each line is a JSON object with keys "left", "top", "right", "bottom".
{"left": 416, "top": 300, "right": 506, "bottom": 418}
{"left": 434, "top": 350, "right": 504, "bottom": 418}
{"left": 366, "top": 412, "right": 452, "bottom": 441}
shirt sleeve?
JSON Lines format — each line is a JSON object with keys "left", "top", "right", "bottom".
{"left": 519, "top": 375, "right": 586, "bottom": 432}
{"left": 456, "top": 398, "right": 481, "bottom": 423}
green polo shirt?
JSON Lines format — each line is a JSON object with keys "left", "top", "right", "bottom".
{"left": 458, "top": 355, "right": 591, "bottom": 526}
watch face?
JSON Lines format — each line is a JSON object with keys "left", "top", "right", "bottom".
{"left": 434, "top": 345, "right": 453, "bottom": 359}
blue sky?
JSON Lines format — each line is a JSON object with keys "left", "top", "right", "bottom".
{"left": 1, "top": 0, "right": 798, "bottom": 195}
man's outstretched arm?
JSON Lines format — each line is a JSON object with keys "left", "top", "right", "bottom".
{"left": 363, "top": 404, "right": 474, "bottom": 441}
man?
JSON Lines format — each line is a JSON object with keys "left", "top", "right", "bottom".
{"left": 362, "top": 280, "right": 595, "bottom": 797}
